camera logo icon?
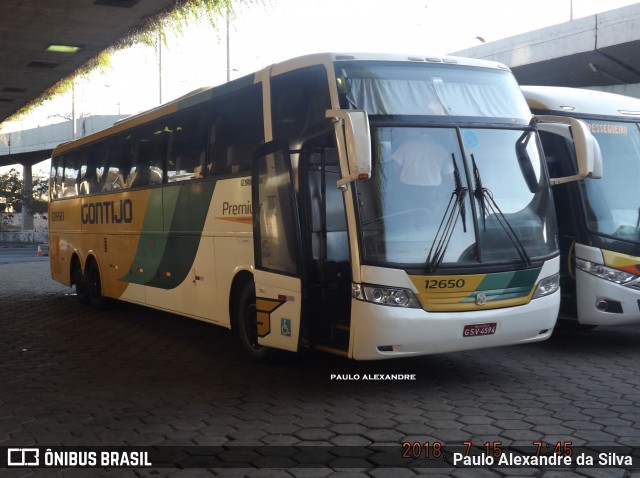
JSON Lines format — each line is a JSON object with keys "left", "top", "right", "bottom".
{"left": 7, "top": 448, "right": 40, "bottom": 466}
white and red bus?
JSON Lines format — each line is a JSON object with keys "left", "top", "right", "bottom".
{"left": 524, "top": 85, "right": 640, "bottom": 327}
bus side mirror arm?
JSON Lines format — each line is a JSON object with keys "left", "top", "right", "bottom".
{"left": 325, "top": 109, "right": 372, "bottom": 188}
{"left": 534, "top": 115, "right": 603, "bottom": 186}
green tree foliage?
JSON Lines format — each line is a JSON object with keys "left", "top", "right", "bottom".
{"left": 0, "top": 168, "right": 48, "bottom": 214}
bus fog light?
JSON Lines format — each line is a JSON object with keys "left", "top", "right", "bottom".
{"left": 353, "top": 283, "right": 420, "bottom": 308}
{"left": 532, "top": 273, "right": 560, "bottom": 299}
{"left": 575, "top": 258, "right": 636, "bottom": 284}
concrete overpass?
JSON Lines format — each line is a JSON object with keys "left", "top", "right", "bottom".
{"left": 0, "top": 116, "right": 126, "bottom": 230}
{"left": 0, "top": 0, "right": 182, "bottom": 234}
{"left": 0, "top": 115, "right": 127, "bottom": 169}
{"left": 453, "top": 2, "right": 640, "bottom": 98}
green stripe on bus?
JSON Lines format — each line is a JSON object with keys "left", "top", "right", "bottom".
{"left": 145, "top": 181, "right": 217, "bottom": 289}
{"left": 120, "top": 181, "right": 217, "bottom": 289}
{"left": 460, "top": 267, "right": 541, "bottom": 302}
{"left": 119, "top": 189, "right": 164, "bottom": 284}
{"left": 475, "top": 267, "right": 540, "bottom": 292}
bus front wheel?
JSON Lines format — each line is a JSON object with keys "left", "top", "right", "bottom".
{"left": 236, "top": 281, "right": 277, "bottom": 363}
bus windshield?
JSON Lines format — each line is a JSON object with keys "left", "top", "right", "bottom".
{"left": 580, "top": 120, "right": 640, "bottom": 243}
{"left": 356, "top": 125, "right": 557, "bottom": 268}
{"left": 339, "top": 61, "right": 531, "bottom": 122}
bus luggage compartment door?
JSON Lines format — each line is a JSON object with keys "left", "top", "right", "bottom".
{"left": 253, "top": 271, "right": 302, "bottom": 352}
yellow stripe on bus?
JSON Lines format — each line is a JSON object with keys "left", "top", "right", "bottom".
{"left": 602, "top": 249, "right": 640, "bottom": 274}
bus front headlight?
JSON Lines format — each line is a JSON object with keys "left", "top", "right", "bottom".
{"left": 532, "top": 273, "right": 560, "bottom": 299}
{"left": 575, "top": 258, "right": 637, "bottom": 284}
{"left": 353, "top": 283, "right": 420, "bottom": 308}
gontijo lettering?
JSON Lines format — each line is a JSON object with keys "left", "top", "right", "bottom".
{"left": 81, "top": 199, "right": 133, "bottom": 224}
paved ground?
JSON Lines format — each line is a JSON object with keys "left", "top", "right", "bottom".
{"left": 1, "top": 259, "right": 640, "bottom": 477}
{"left": 0, "top": 245, "right": 45, "bottom": 265}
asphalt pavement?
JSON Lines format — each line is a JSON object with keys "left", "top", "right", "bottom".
{"left": 0, "top": 245, "right": 47, "bottom": 264}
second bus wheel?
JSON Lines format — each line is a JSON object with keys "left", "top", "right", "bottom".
{"left": 85, "top": 260, "right": 107, "bottom": 310}
{"left": 236, "top": 281, "right": 277, "bottom": 363}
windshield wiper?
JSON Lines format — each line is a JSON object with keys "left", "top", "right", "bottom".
{"left": 471, "top": 154, "right": 531, "bottom": 267}
{"left": 426, "top": 153, "right": 467, "bottom": 273}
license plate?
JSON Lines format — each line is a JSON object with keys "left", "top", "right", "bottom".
{"left": 463, "top": 322, "right": 497, "bottom": 337}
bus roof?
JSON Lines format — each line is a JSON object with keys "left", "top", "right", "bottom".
{"left": 270, "top": 51, "right": 511, "bottom": 73}
{"left": 522, "top": 85, "right": 640, "bottom": 118}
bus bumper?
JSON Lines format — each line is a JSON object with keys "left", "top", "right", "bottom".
{"left": 576, "top": 269, "right": 640, "bottom": 325}
{"left": 348, "top": 292, "right": 559, "bottom": 360}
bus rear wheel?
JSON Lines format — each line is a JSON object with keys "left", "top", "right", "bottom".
{"left": 72, "top": 260, "right": 89, "bottom": 305}
{"left": 236, "top": 281, "right": 277, "bottom": 363}
{"left": 86, "top": 261, "right": 106, "bottom": 310}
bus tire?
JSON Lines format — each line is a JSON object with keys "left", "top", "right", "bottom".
{"left": 72, "top": 258, "right": 90, "bottom": 305}
{"left": 236, "top": 281, "right": 277, "bottom": 363}
{"left": 86, "top": 260, "right": 107, "bottom": 310}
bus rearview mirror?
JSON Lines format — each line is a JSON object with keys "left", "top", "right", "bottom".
{"left": 325, "top": 109, "right": 372, "bottom": 188}
{"left": 534, "top": 115, "right": 603, "bottom": 185}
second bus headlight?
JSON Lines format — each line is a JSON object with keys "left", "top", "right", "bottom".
{"left": 575, "top": 258, "right": 637, "bottom": 284}
{"left": 353, "top": 283, "right": 420, "bottom": 308}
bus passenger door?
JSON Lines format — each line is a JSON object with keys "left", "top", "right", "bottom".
{"left": 251, "top": 140, "right": 303, "bottom": 352}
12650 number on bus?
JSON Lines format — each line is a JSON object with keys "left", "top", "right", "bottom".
{"left": 425, "top": 278, "right": 465, "bottom": 289}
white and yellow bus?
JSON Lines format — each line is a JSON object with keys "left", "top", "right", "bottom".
{"left": 523, "top": 86, "right": 640, "bottom": 326}
{"left": 48, "top": 53, "right": 599, "bottom": 360}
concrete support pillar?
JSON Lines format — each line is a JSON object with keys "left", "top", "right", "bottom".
{"left": 21, "top": 163, "right": 34, "bottom": 230}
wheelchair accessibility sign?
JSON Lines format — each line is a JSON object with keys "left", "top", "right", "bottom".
{"left": 280, "top": 318, "right": 291, "bottom": 337}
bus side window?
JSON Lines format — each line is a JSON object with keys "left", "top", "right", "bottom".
{"left": 207, "top": 119, "right": 224, "bottom": 176}
{"left": 52, "top": 157, "right": 64, "bottom": 199}
{"left": 128, "top": 123, "right": 167, "bottom": 188}
{"left": 92, "top": 142, "right": 110, "bottom": 192}
{"left": 208, "top": 84, "right": 264, "bottom": 176}
{"left": 128, "top": 149, "right": 152, "bottom": 188}
{"left": 167, "top": 107, "right": 208, "bottom": 182}
{"left": 168, "top": 152, "right": 203, "bottom": 182}
{"left": 271, "top": 65, "right": 331, "bottom": 142}
{"left": 79, "top": 152, "right": 99, "bottom": 195}
{"left": 226, "top": 144, "right": 254, "bottom": 174}
{"left": 101, "top": 136, "right": 131, "bottom": 192}
{"left": 103, "top": 166, "right": 125, "bottom": 191}
{"left": 63, "top": 154, "right": 80, "bottom": 197}
{"left": 78, "top": 163, "right": 89, "bottom": 195}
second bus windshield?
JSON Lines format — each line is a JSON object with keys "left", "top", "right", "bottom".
{"left": 580, "top": 119, "right": 640, "bottom": 243}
